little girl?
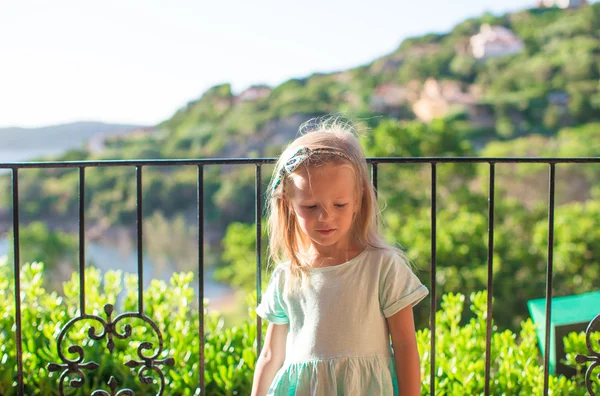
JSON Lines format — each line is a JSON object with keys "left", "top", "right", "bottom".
{"left": 251, "top": 119, "right": 429, "bottom": 396}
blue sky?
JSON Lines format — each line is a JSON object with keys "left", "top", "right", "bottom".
{"left": 0, "top": 0, "right": 568, "bottom": 127}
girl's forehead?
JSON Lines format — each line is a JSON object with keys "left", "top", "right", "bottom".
{"left": 289, "top": 163, "right": 357, "bottom": 196}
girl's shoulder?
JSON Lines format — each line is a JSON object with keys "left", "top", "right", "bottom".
{"left": 361, "top": 245, "right": 418, "bottom": 277}
{"left": 266, "top": 262, "right": 291, "bottom": 282}
{"left": 363, "top": 245, "right": 409, "bottom": 266}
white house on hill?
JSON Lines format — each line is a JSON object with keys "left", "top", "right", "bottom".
{"left": 470, "top": 24, "right": 525, "bottom": 59}
{"left": 538, "top": 0, "right": 586, "bottom": 8}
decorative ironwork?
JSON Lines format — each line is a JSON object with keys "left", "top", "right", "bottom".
{"left": 48, "top": 303, "right": 174, "bottom": 395}
{"left": 91, "top": 377, "right": 134, "bottom": 396}
{"left": 124, "top": 342, "right": 175, "bottom": 391}
{"left": 576, "top": 314, "right": 600, "bottom": 396}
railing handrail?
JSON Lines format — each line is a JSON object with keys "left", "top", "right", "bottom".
{"left": 0, "top": 156, "right": 599, "bottom": 169}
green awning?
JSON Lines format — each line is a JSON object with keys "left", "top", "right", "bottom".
{"left": 527, "top": 290, "right": 600, "bottom": 375}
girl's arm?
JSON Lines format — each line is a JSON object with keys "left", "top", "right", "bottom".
{"left": 251, "top": 322, "right": 289, "bottom": 396}
{"left": 387, "top": 306, "right": 421, "bottom": 396}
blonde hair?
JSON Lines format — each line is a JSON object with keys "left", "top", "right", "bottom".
{"left": 266, "top": 117, "right": 402, "bottom": 289}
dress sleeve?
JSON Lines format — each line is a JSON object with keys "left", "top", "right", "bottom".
{"left": 256, "top": 266, "right": 289, "bottom": 324}
{"left": 379, "top": 252, "right": 429, "bottom": 318}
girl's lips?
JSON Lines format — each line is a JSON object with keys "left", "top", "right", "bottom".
{"left": 316, "top": 229, "right": 336, "bottom": 235}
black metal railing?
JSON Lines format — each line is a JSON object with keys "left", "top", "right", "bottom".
{"left": 1, "top": 157, "right": 599, "bottom": 395}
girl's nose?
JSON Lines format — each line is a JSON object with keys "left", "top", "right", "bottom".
{"left": 317, "top": 206, "right": 332, "bottom": 221}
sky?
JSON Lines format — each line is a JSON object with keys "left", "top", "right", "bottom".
{"left": 0, "top": 0, "right": 556, "bottom": 128}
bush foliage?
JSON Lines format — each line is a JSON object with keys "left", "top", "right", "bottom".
{"left": 0, "top": 258, "right": 597, "bottom": 395}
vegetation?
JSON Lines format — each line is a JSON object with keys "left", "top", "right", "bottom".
{"left": 4, "top": 222, "right": 77, "bottom": 290}
{"left": 0, "top": 260, "right": 597, "bottom": 395}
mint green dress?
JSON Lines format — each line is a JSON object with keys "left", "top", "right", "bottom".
{"left": 256, "top": 247, "right": 429, "bottom": 395}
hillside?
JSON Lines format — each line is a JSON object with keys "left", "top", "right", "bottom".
{"left": 153, "top": 4, "right": 598, "bottom": 158}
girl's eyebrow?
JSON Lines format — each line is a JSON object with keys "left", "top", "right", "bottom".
{"left": 299, "top": 197, "right": 349, "bottom": 202}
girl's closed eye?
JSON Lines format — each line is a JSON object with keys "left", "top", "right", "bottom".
{"left": 301, "top": 204, "right": 346, "bottom": 209}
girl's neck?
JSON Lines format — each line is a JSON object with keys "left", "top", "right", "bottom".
{"left": 304, "top": 242, "right": 365, "bottom": 268}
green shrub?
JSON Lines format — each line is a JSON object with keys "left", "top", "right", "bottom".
{"left": 0, "top": 257, "right": 597, "bottom": 395}
{"left": 0, "top": 257, "right": 255, "bottom": 395}
{"left": 419, "top": 291, "right": 598, "bottom": 395}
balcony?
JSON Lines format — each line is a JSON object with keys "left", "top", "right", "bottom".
{"left": 0, "top": 156, "right": 599, "bottom": 395}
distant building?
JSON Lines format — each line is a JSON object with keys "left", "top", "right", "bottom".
{"left": 537, "top": 0, "right": 586, "bottom": 8}
{"left": 333, "top": 71, "right": 353, "bottom": 84}
{"left": 370, "top": 56, "right": 404, "bottom": 74}
{"left": 370, "top": 83, "right": 411, "bottom": 113}
{"left": 470, "top": 24, "right": 524, "bottom": 59}
{"left": 236, "top": 85, "right": 271, "bottom": 103}
{"left": 412, "top": 78, "right": 478, "bottom": 122}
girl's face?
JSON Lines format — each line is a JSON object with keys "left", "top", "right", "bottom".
{"left": 288, "top": 162, "right": 359, "bottom": 255}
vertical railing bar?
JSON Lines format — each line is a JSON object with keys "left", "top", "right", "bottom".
{"left": 430, "top": 162, "right": 437, "bottom": 396}
{"left": 12, "top": 168, "right": 24, "bottom": 395}
{"left": 197, "top": 165, "right": 205, "bottom": 392}
{"left": 371, "top": 162, "right": 378, "bottom": 200}
{"left": 542, "top": 163, "right": 556, "bottom": 395}
{"left": 484, "top": 163, "right": 495, "bottom": 396}
{"left": 136, "top": 165, "right": 144, "bottom": 314}
{"left": 256, "top": 164, "right": 263, "bottom": 355}
{"left": 79, "top": 167, "right": 86, "bottom": 315}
